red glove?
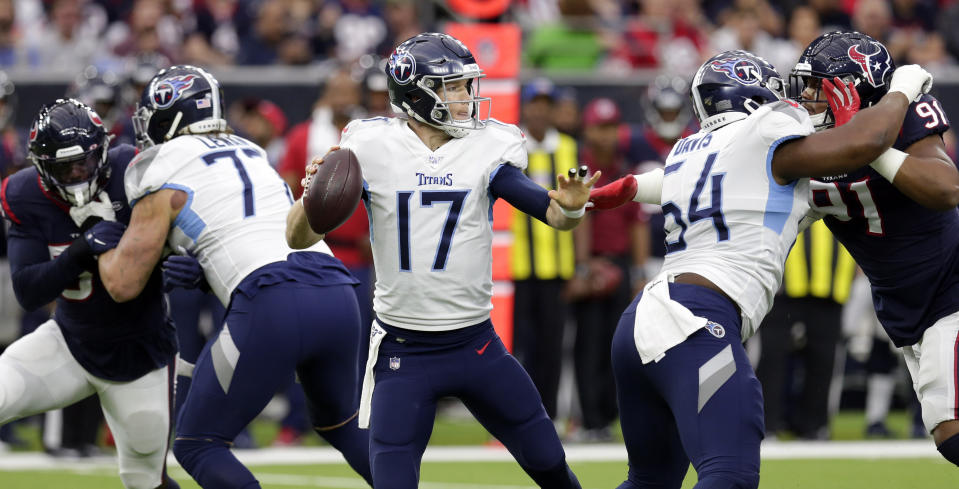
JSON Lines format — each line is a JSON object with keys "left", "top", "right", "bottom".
{"left": 587, "top": 175, "right": 637, "bottom": 211}
{"left": 822, "top": 76, "right": 860, "bottom": 127}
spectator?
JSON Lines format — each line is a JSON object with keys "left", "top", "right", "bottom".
{"left": 26, "top": 0, "right": 106, "bottom": 71}
{"left": 606, "top": 0, "right": 708, "bottom": 74}
{"left": 277, "top": 68, "right": 361, "bottom": 196}
{"left": 524, "top": 0, "right": 606, "bottom": 73}
{"left": 331, "top": 0, "right": 387, "bottom": 62}
{"left": 568, "top": 97, "right": 646, "bottom": 442}
{"left": 237, "top": 0, "right": 311, "bottom": 65}
{"left": 230, "top": 98, "right": 288, "bottom": 167}
{"left": 181, "top": 0, "right": 248, "bottom": 66}
{"left": 552, "top": 86, "right": 581, "bottom": 139}
{"left": 852, "top": 0, "right": 910, "bottom": 63}
{"left": 377, "top": 0, "right": 425, "bottom": 58}
{"left": 807, "top": 0, "right": 853, "bottom": 32}
{"left": 0, "top": 0, "right": 35, "bottom": 67}
{"left": 511, "top": 78, "right": 578, "bottom": 422}
{"left": 108, "top": 0, "right": 181, "bottom": 62}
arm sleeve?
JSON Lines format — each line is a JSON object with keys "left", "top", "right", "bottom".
{"left": 7, "top": 224, "right": 87, "bottom": 311}
{"left": 489, "top": 164, "right": 550, "bottom": 223}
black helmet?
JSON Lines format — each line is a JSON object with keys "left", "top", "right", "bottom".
{"left": 690, "top": 50, "right": 786, "bottom": 132}
{"left": 789, "top": 31, "right": 895, "bottom": 130}
{"left": 132, "top": 65, "right": 227, "bottom": 149}
{"left": 386, "top": 32, "right": 490, "bottom": 138}
{"left": 28, "top": 99, "right": 111, "bottom": 206}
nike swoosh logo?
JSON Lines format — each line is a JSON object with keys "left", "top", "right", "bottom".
{"left": 475, "top": 340, "right": 491, "bottom": 355}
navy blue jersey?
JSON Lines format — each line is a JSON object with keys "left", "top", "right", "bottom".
{"left": 810, "top": 94, "right": 959, "bottom": 347}
{"left": 0, "top": 144, "right": 177, "bottom": 381}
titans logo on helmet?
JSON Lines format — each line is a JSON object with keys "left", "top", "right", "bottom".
{"left": 151, "top": 75, "right": 198, "bottom": 109}
{"left": 389, "top": 51, "right": 416, "bottom": 85}
{"left": 710, "top": 58, "right": 762, "bottom": 86}
{"left": 847, "top": 42, "right": 891, "bottom": 88}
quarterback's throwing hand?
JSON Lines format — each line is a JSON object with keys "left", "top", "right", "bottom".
{"left": 301, "top": 145, "right": 341, "bottom": 194}
{"left": 822, "top": 77, "right": 860, "bottom": 127}
{"left": 549, "top": 165, "right": 601, "bottom": 216}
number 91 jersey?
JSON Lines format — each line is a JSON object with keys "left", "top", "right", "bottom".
{"left": 659, "top": 101, "right": 814, "bottom": 338}
{"left": 340, "top": 117, "right": 527, "bottom": 331}
{"left": 809, "top": 94, "right": 959, "bottom": 347}
{"left": 125, "top": 134, "right": 330, "bottom": 305}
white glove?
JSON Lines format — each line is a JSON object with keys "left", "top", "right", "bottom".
{"left": 887, "top": 64, "right": 933, "bottom": 103}
{"left": 69, "top": 192, "right": 116, "bottom": 228}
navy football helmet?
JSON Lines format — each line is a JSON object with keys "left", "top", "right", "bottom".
{"left": 133, "top": 65, "right": 227, "bottom": 149}
{"left": 28, "top": 99, "right": 111, "bottom": 206}
{"left": 690, "top": 50, "right": 786, "bottom": 131}
{"left": 386, "top": 32, "right": 490, "bottom": 138}
{"left": 789, "top": 31, "right": 895, "bottom": 130}
{"left": 643, "top": 75, "right": 693, "bottom": 140}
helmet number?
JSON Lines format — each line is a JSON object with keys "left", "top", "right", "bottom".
{"left": 201, "top": 149, "right": 257, "bottom": 218}
{"left": 396, "top": 189, "right": 469, "bottom": 271}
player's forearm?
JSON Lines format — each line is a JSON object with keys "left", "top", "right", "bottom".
{"left": 8, "top": 236, "right": 89, "bottom": 310}
{"left": 98, "top": 245, "right": 158, "bottom": 303}
{"left": 885, "top": 155, "right": 959, "bottom": 211}
{"left": 286, "top": 199, "right": 324, "bottom": 249}
{"left": 848, "top": 93, "right": 911, "bottom": 157}
{"left": 545, "top": 200, "right": 582, "bottom": 230}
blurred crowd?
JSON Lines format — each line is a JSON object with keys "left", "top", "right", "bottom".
{"left": 0, "top": 0, "right": 950, "bottom": 75}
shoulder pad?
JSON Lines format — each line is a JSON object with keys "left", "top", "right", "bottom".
{"left": 341, "top": 117, "right": 391, "bottom": 141}
{"left": 755, "top": 100, "right": 814, "bottom": 143}
{"left": 124, "top": 145, "right": 164, "bottom": 205}
{"left": 1, "top": 167, "right": 42, "bottom": 225}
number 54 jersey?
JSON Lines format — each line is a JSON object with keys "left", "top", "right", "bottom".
{"left": 340, "top": 117, "right": 528, "bottom": 332}
{"left": 659, "top": 101, "right": 814, "bottom": 339}
{"left": 809, "top": 94, "right": 959, "bottom": 347}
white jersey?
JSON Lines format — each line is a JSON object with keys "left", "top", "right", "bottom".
{"left": 659, "top": 101, "right": 814, "bottom": 338}
{"left": 125, "top": 134, "right": 332, "bottom": 305}
{"left": 340, "top": 117, "right": 527, "bottom": 331}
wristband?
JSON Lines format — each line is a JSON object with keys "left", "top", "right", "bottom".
{"left": 560, "top": 205, "right": 586, "bottom": 219}
{"left": 869, "top": 148, "right": 907, "bottom": 183}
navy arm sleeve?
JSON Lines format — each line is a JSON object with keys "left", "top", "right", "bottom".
{"left": 7, "top": 224, "right": 88, "bottom": 311}
{"left": 489, "top": 164, "right": 551, "bottom": 224}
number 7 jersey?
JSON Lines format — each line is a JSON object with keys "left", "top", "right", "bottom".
{"left": 340, "top": 117, "right": 528, "bottom": 331}
{"left": 659, "top": 101, "right": 814, "bottom": 338}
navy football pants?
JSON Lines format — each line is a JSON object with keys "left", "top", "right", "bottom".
{"left": 612, "top": 283, "right": 763, "bottom": 489}
{"left": 369, "top": 320, "right": 580, "bottom": 489}
{"left": 173, "top": 282, "right": 371, "bottom": 488}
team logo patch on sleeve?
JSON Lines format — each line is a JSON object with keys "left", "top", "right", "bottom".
{"left": 152, "top": 75, "right": 198, "bottom": 109}
{"left": 705, "top": 321, "right": 726, "bottom": 338}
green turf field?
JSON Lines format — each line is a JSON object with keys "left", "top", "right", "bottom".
{"left": 0, "top": 411, "right": 953, "bottom": 489}
{"left": 0, "top": 458, "right": 954, "bottom": 489}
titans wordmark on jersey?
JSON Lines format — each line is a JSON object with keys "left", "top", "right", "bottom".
{"left": 659, "top": 101, "right": 815, "bottom": 338}
{"left": 340, "top": 117, "right": 527, "bottom": 331}
{"left": 125, "top": 134, "right": 333, "bottom": 305}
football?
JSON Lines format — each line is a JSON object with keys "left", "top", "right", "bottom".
{"left": 302, "top": 147, "right": 363, "bottom": 234}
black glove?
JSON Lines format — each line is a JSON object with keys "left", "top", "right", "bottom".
{"left": 63, "top": 220, "right": 126, "bottom": 271}
{"left": 162, "top": 249, "right": 207, "bottom": 292}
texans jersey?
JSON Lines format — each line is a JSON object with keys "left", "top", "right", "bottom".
{"left": 0, "top": 145, "right": 176, "bottom": 381}
{"left": 660, "top": 101, "right": 815, "bottom": 338}
{"left": 124, "top": 134, "right": 337, "bottom": 306}
{"left": 809, "top": 94, "right": 959, "bottom": 347}
{"left": 340, "top": 117, "right": 527, "bottom": 331}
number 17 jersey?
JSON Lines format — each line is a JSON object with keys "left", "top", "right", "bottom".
{"left": 659, "top": 101, "right": 814, "bottom": 338}
{"left": 340, "top": 117, "right": 528, "bottom": 332}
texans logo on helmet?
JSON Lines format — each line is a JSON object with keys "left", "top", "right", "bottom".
{"left": 710, "top": 58, "right": 762, "bottom": 86}
{"left": 88, "top": 110, "right": 103, "bottom": 127}
{"left": 28, "top": 121, "right": 37, "bottom": 143}
{"left": 389, "top": 51, "right": 416, "bottom": 85}
{"left": 152, "top": 75, "right": 198, "bottom": 109}
{"left": 847, "top": 43, "right": 890, "bottom": 88}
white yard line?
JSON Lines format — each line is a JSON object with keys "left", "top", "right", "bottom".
{"left": 0, "top": 440, "right": 941, "bottom": 472}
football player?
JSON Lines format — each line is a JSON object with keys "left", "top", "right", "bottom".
{"left": 792, "top": 31, "right": 959, "bottom": 466}
{"left": 287, "top": 32, "right": 597, "bottom": 489}
{"left": 587, "top": 51, "right": 932, "bottom": 488}
{"left": 95, "top": 66, "right": 372, "bottom": 489}
{"left": 0, "top": 99, "right": 179, "bottom": 489}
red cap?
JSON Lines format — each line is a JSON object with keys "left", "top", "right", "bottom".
{"left": 257, "top": 100, "right": 288, "bottom": 136}
{"left": 583, "top": 98, "right": 621, "bottom": 127}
